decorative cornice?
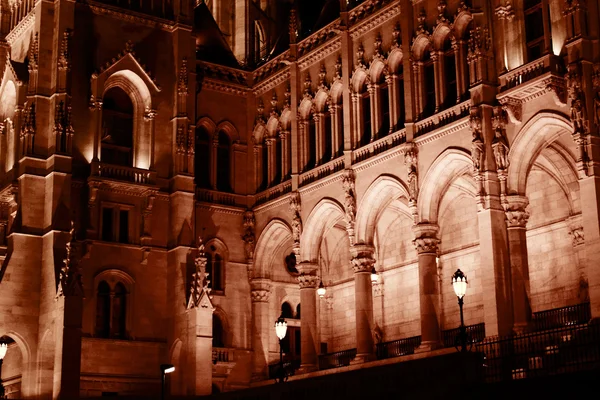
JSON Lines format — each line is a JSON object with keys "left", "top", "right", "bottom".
{"left": 354, "top": 145, "right": 405, "bottom": 173}
{"left": 5, "top": 11, "right": 35, "bottom": 46}
{"left": 415, "top": 120, "right": 470, "bottom": 147}
{"left": 202, "top": 78, "right": 249, "bottom": 96}
{"left": 253, "top": 69, "right": 290, "bottom": 96}
{"left": 89, "top": 179, "right": 159, "bottom": 198}
{"left": 298, "top": 38, "right": 342, "bottom": 71}
{"left": 195, "top": 203, "right": 245, "bottom": 216}
{"left": 86, "top": 2, "right": 178, "bottom": 32}
{"left": 349, "top": 1, "right": 399, "bottom": 39}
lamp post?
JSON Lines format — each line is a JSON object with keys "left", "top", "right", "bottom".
{"left": 452, "top": 269, "right": 469, "bottom": 352}
{"left": 274, "top": 315, "right": 288, "bottom": 383}
{"left": 160, "top": 363, "right": 175, "bottom": 400}
{"left": 0, "top": 341, "right": 7, "bottom": 399}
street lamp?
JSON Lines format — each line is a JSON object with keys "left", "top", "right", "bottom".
{"left": 160, "top": 363, "right": 175, "bottom": 400}
{"left": 452, "top": 269, "right": 469, "bottom": 352}
{"left": 317, "top": 280, "right": 327, "bottom": 298}
{"left": 370, "top": 266, "right": 378, "bottom": 284}
{"left": 0, "top": 340, "right": 6, "bottom": 399}
{"left": 274, "top": 314, "right": 288, "bottom": 383}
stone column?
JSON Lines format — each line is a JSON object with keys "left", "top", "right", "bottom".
{"left": 367, "top": 83, "right": 377, "bottom": 141}
{"left": 412, "top": 224, "right": 441, "bottom": 350}
{"left": 265, "top": 138, "right": 275, "bottom": 187}
{"left": 431, "top": 51, "right": 443, "bottom": 113}
{"left": 253, "top": 145, "right": 261, "bottom": 192}
{"left": 211, "top": 137, "right": 219, "bottom": 189}
{"left": 386, "top": 73, "right": 396, "bottom": 133}
{"left": 328, "top": 103, "right": 340, "bottom": 159}
{"left": 505, "top": 195, "right": 532, "bottom": 333}
{"left": 313, "top": 112, "right": 324, "bottom": 165}
{"left": 279, "top": 131, "right": 288, "bottom": 182}
{"left": 350, "top": 244, "right": 375, "bottom": 361}
{"left": 250, "top": 278, "right": 272, "bottom": 378}
{"left": 297, "top": 262, "right": 319, "bottom": 371}
{"left": 351, "top": 92, "right": 361, "bottom": 147}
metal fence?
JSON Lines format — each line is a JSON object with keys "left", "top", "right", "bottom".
{"left": 532, "top": 302, "right": 591, "bottom": 331}
{"left": 475, "top": 322, "right": 600, "bottom": 382}
{"left": 442, "top": 323, "right": 486, "bottom": 348}
{"left": 376, "top": 335, "right": 421, "bottom": 360}
{"left": 318, "top": 348, "right": 357, "bottom": 370}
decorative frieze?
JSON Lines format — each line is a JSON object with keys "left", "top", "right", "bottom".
{"left": 495, "top": 0, "right": 515, "bottom": 20}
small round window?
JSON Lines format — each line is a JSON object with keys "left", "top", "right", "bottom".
{"left": 284, "top": 252, "right": 299, "bottom": 276}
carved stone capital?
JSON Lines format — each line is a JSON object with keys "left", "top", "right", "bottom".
{"left": 412, "top": 224, "right": 440, "bottom": 255}
{"left": 350, "top": 244, "right": 376, "bottom": 273}
{"left": 505, "top": 195, "right": 530, "bottom": 228}
{"left": 250, "top": 278, "right": 272, "bottom": 302}
{"left": 297, "top": 273, "right": 319, "bottom": 289}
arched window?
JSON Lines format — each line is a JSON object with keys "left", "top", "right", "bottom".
{"left": 95, "top": 279, "right": 130, "bottom": 339}
{"left": 281, "top": 302, "right": 294, "bottom": 318}
{"left": 216, "top": 131, "right": 231, "bottom": 192}
{"left": 361, "top": 82, "right": 371, "bottom": 146}
{"left": 95, "top": 281, "right": 111, "bottom": 337}
{"left": 380, "top": 82, "right": 390, "bottom": 136}
{"left": 254, "top": 21, "right": 267, "bottom": 63}
{"left": 196, "top": 126, "right": 211, "bottom": 188}
{"left": 212, "top": 314, "right": 225, "bottom": 348}
{"left": 101, "top": 87, "right": 134, "bottom": 166}
{"left": 307, "top": 117, "right": 316, "bottom": 169}
{"left": 206, "top": 243, "right": 225, "bottom": 292}
{"left": 295, "top": 303, "right": 301, "bottom": 319}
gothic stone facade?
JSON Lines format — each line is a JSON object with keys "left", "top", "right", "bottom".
{"left": 0, "top": 0, "right": 599, "bottom": 398}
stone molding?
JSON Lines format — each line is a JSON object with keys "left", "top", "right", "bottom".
{"left": 250, "top": 278, "right": 272, "bottom": 303}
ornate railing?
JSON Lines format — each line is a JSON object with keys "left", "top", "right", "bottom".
{"left": 254, "top": 180, "right": 292, "bottom": 207}
{"left": 91, "top": 162, "right": 156, "bottom": 185}
{"left": 299, "top": 157, "right": 345, "bottom": 187}
{"left": 318, "top": 348, "right": 357, "bottom": 370}
{"left": 475, "top": 322, "right": 600, "bottom": 382}
{"left": 6, "top": 0, "right": 35, "bottom": 34}
{"left": 499, "top": 54, "right": 563, "bottom": 92}
{"left": 196, "top": 188, "right": 247, "bottom": 208}
{"left": 90, "top": 0, "right": 174, "bottom": 20}
{"left": 442, "top": 323, "right": 486, "bottom": 349}
{"left": 352, "top": 129, "right": 406, "bottom": 164}
{"left": 376, "top": 335, "right": 421, "bottom": 360}
{"left": 533, "top": 303, "right": 591, "bottom": 332}
{"left": 414, "top": 100, "right": 470, "bottom": 138}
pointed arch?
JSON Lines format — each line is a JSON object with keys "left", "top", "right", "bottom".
{"left": 197, "top": 117, "right": 217, "bottom": 137}
{"left": 508, "top": 112, "right": 573, "bottom": 195}
{"left": 411, "top": 34, "right": 432, "bottom": 60}
{"left": 453, "top": 10, "right": 474, "bottom": 39}
{"left": 354, "top": 175, "right": 410, "bottom": 245}
{"left": 387, "top": 48, "right": 403, "bottom": 74}
{"left": 368, "top": 58, "right": 387, "bottom": 84}
{"left": 216, "top": 120, "right": 240, "bottom": 143}
{"left": 300, "top": 198, "right": 346, "bottom": 263}
{"left": 418, "top": 148, "right": 473, "bottom": 223}
{"left": 314, "top": 89, "right": 329, "bottom": 113}
{"left": 266, "top": 115, "right": 280, "bottom": 139}
{"left": 350, "top": 68, "right": 368, "bottom": 93}
{"left": 431, "top": 23, "right": 453, "bottom": 50}
{"left": 330, "top": 81, "right": 344, "bottom": 104}
{"left": 280, "top": 108, "right": 292, "bottom": 131}
{"left": 253, "top": 219, "right": 293, "bottom": 279}
{"left": 298, "top": 98, "right": 314, "bottom": 119}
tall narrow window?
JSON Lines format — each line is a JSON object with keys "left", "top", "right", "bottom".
{"left": 195, "top": 127, "right": 211, "bottom": 188}
{"left": 423, "top": 51, "right": 435, "bottom": 117}
{"left": 216, "top": 131, "right": 231, "bottom": 192}
{"left": 380, "top": 84, "right": 390, "bottom": 136}
{"left": 101, "top": 87, "right": 134, "bottom": 167}
{"left": 119, "top": 210, "right": 129, "bottom": 244}
{"left": 361, "top": 89, "right": 371, "bottom": 146}
{"left": 112, "top": 283, "right": 127, "bottom": 339}
{"left": 307, "top": 117, "right": 316, "bottom": 169}
{"left": 102, "top": 208, "right": 114, "bottom": 242}
{"left": 323, "top": 112, "right": 332, "bottom": 163}
{"left": 524, "top": 0, "right": 546, "bottom": 61}
{"left": 261, "top": 143, "right": 269, "bottom": 190}
{"left": 398, "top": 67, "right": 405, "bottom": 127}
{"left": 212, "top": 314, "right": 225, "bottom": 348}
{"left": 443, "top": 37, "right": 457, "bottom": 108}
{"left": 95, "top": 281, "right": 111, "bottom": 337}
{"left": 275, "top": 138, "right": 282, "bottom": 182}
{"left": 281, "top": 302, "right": 294, "bottom": 318}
